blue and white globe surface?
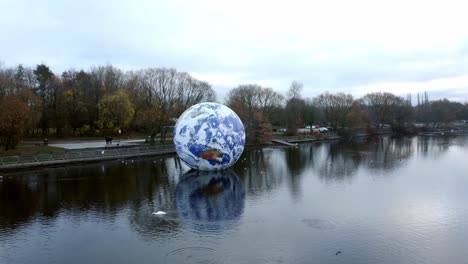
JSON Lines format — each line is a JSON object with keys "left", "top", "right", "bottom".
{"left": 174, "top": 102, "right": 245, "bottom": 171}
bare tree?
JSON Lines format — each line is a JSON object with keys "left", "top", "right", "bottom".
{"left": 174, "top": 73, "right": 216, "bottom": 115}
{"left": 226, "top": 84, "right": 283, "bottom": 142}
{"left": 313, "top": 92, "right": 354, "bottom": 131}
{"left": 361, "top": 92, "right": 403, "bottom": 128}
{"left": 0, "top": 67, "right": 16, "bottom": 97}
{"left": 429, "top": 99, "right": 462, "bottom": 127}
{"left": 226, "top": 84, "right": 283, "bottom": 117}
{"left": 287, "top": 81, "right": 303, "bottom": 99}
{"left": 132, "top": 68, "right": 215, "bottom": 141}
{"left": 285, "top": 82, "right": 306, "bottom": 135}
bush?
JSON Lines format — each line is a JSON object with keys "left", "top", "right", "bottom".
{"left": 79, "top": 125, "right": 92, "bottom": 136}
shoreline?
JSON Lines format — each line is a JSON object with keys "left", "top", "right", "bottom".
{"left": 0, "top": 134, "right": 392, "bottom": 172}
{"left": 0, "top": 146, "right": 175, "bottom": 172}
{"left": 2, "top": 132, "right": 463, "bottom": 172}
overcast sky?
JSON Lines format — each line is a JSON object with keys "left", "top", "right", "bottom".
{"left": 1, "top": 0, "right": 467, "bottom": 102}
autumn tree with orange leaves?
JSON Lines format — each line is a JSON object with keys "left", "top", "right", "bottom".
{"left": 0, "top": 96, "right": 30, "bottom": 150}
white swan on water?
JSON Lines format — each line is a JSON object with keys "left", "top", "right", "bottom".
{"left": 152, "top": 211, "right": 167, "bottom": 215}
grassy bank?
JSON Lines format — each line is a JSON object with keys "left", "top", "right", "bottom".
{"left": 0, "top": 145, "right": 65, "bottom": 157}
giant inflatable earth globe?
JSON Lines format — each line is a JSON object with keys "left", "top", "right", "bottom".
{"left": 173, "top": 102, "right": 245, "bottom": 171}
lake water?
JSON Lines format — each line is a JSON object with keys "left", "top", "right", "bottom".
{"left": 1, "top": 136, "right": 468, "bottom": 264}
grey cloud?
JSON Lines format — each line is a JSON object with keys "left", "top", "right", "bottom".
{"left": 1, "top": 0, "right": 467, "bottom": 102}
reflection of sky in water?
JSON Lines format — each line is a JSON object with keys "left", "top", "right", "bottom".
{"left": 1, "top": 136, "right": 468, "bottom": 264}
{"left": 175, "top": 170, "right": 245, "bottom": 232}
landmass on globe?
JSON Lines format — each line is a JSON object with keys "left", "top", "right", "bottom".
{"left": 199, "top": 149, "right": 223, "bottom": 162}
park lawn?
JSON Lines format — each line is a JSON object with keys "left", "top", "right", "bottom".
{"left": 0, "top": 145, "right": 65, "bottom": 157}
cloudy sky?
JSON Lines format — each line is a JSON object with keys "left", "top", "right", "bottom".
{"left": 1, "top": 0, "right": 467, "bottom": 102}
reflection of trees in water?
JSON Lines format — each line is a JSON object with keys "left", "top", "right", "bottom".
{"left": 128, "top": 166, "right": 181, "bottom": 241}
{"left": 0, "top": 157, "right": 184, "bottom": 238}
{"left": 285, "top": 147, "right": 309, "bottom": 176}
{"left": 237, "top": 136, "right": 461, "bottom": 190}
{"left": 0, "top": 174, "right": 42, "bottom": 232}
{"left": 455, "top": 136, "right": 468, "bottom": 147}
{"left": 2, "top": 136, "right": 463, "bottom": 238}
{"left": 233, "top": 145, "right": 314, "bottom": 199}
{"left": 127, "top": 158, "right": 186, "bottom": 239}
{"left": 315, "top": 141, "right": 360, "bottom": 182}
{"left": 314, "top": 137, "right": 415, "bottom": 181}
{"left": 363, "top": 136, "right": 414, "bottom": 172}
{"left": 416, "top": 136, "right": 463, "bottom": 158}
{"left": 285, "top": 145, "right": 316, "bottom": 198}
{"left": 232, "top": 148, "right": 286, "bottom": 197}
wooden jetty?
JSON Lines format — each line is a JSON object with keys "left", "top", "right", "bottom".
{"left": 271, "top": 139, "right": 298, "bottom": 147}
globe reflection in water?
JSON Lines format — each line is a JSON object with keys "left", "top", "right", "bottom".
{"left": 175, "top": 170, "right": 245, "bottom": 230}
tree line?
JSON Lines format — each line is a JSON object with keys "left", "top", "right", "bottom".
{"left": 225, "top": 82, "right": 468, "bottom": 143}
{"left": 1, "top": 63, "right": 468, "bottom": 150}
{"left": 0, "top": 64, "right": 215, "bottom": 150}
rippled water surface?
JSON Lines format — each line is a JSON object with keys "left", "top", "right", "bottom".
{"left": 1, "top": 136, "right": 468, "bottom": 264}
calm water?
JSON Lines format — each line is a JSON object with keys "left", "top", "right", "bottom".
{"left": 1, "top": 136, "right": 468, "bottom": 264}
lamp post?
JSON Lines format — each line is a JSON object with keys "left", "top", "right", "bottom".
{"left": 118, "top": 129, "right": 121, "bottom": 146}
